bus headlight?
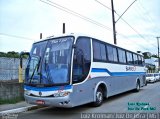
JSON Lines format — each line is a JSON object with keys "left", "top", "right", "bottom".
{"left": 24, "top": 90, "right": 30, "bottom": 95}
{"left": 54, "top": 91, "right": 70, "bottom": 97}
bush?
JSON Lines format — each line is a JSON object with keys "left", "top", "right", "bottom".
{"left": 0, "top": 51, "right": 27, "bottom": 58}
{"left": 0, "top": 97, "right": 24, "bottom": 105}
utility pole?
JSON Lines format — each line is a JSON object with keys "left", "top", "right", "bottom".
{"left": 111, "top": 0, "right": 117, "bottom": 44}
{"left": 40, "top": 33, "right": 42, "bottom": 39}
{"left": 63, "top": 23, "right": 65, "bottom": 34}
{"left": 96, "top": 0, "right": 137, "bottom": 45}
{"left": 157, "top": 37, "right": 160, "bottom": 70}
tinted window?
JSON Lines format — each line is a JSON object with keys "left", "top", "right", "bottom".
{"left": 133, "top": 54, "right": 138, "bottom": 65}
{"left": 126, "top": 52, "right": 133, "bottom": 64}
{"left": 138, "top": 55, "right": 142, "bottom": 65}
{"left": 118, "top": 49, "right": 126, "bottom": 63}
{"left": 141, "top": 56, "right": 144, "bottom": 65}
{"left": 93, "top": 41, "right": 100, "bottom": 60}
{"left": 100, "top": 44, "right": 107, "bottom": 60}
{"left": 93, "top": 40, "right": 107, "bottom": 61}
{"left": 107, "top": 45, "right": 118, "bottom": 62}
{"left": 72, "top": 37, "right": 91, "bottom": 83}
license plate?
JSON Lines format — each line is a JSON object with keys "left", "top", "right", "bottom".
{"left": 36, "top": 100, "right": 45, "bottom": 105}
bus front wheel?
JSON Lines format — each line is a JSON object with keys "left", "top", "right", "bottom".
{"left": 92, "top": 87, "right": 103, "bottom": 107}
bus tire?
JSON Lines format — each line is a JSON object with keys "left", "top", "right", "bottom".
{"left": 135, "top": 81, "right": 140, "bottom": 92}
{"left": 92, "top": 87, "right": 103, "bottom": 107}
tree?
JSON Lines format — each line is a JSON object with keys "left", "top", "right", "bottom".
{"left": 152, "top": 54, "right": 158, "bottom": 58}
{"left": 7, "top": 51, "right": 19, "bottom": 58}
{"left": 0, "top": 52, "right": 7, "bottom": 57}
{"left": 143, "top": 52, "right": 152, "bottom": 59}
{"left": 0, "top": 51, "right": 28, "bottom": 58}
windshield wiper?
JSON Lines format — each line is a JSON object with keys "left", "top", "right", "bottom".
{"left": 29, "top": 57, "right": 41, "bottom": 84}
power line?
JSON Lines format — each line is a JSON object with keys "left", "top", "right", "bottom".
{"left": 138, "top": 0, "right": 160, "bottom": 33}
{"left": 40, "top": 0, "right": 156, "bottom": 53}
{"left": 115, "top": 0, "right": 137, "bottom": 23}
{"left": 138, "top": 1, "right": 155, "bottom": 23}
{"left": 96, "top": 0, "right": 157, "bottom": 53}
{"left": 94, "top": 0, "right": 157, "bottom": 48}
{"left": 0, "top": 33, "right": 34, "bottom": 41}
{"left": 95, "top": 0, "right": 112, "bottom": 11}
{"left": 136, "top": 2, "right": 154, "bottom": 25}
{"left": 40, "top": 0, "right": 137, "bottom": 46}
{"left": 40, "top": 0, "right": 112, "bottom": 31}
{"left": 40, "top": 0, "right": 134, "bottom": 44}
{"left": 117, "top": 34, "right": 157, "bottom": 52}
{"left": 115, "top": 2, "right": 157, "bottom": 48}
{"left": 132, "top": 1, "right": 159, "bottom": 38}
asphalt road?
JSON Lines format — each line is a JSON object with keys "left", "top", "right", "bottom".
{"left": 18, "top": 82, "right": 160, "bottom": 119}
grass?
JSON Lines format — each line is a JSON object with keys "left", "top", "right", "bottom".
{"left": 0, "top": 97, "right": 24, "bottom": 105}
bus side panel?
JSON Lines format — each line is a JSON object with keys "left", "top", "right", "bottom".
{"left": 140, "top": 74, "right": 146, "bottom": 86}
{"left": 70, "top": 81, "right": 95, "bottom": 107}
{"left": 99, "top": 75, "right": 139, "bottom": 97}
{"left": 69, "top": 74, "right": 144, "bottom": 107}
{"left": 70, "top": 77, "right": 108, "bottom": 107}
{"left": 106, "top": 76, "right": 135, "bottom": 97}
{"left": 70, "top": 75, "right": 137, "bottom": 107}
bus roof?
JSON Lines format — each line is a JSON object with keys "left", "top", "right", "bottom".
{"left": 33, "top": 33, "right": 143, "bottom": 56}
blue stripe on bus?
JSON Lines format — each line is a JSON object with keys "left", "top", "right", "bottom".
{"left": 24, "top": 85, "right": 72, "bottom": 91}
{"left": 91, "top": 68, "right": 145, "bottom": 76}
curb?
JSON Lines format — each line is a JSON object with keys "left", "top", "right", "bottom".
{"left": 0, "top": 105, "right": 39, "bottom": 116}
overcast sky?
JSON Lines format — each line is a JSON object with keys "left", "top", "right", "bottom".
{"left": 0, "top": 0, "right": 160, "bottom": 55}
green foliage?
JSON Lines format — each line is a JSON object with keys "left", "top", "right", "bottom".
{"left": 143, "top": 52, "right": 151, "bottom": 59}
{"left": 143, "top": 55, "right": 150, "bottom": 59}
{"left": 0, "top": 51, "right": 28, "bottom": 58}
{"left": 0, "top": 97, "right": 24, "bottom": 105}
{"left": 7, "top": 51, "right": 19, "bottom": 58}
{"left": 0, "top": 52, "right": 7, "bottom": 57}
{"left": 143, "top": 53, "right": 158, "bottom": 59}
{"left": 147, "top": 66, "right": 156, "bottom": 70}
{"left": 152, "top": 54, "right": 158, "bottom": 58}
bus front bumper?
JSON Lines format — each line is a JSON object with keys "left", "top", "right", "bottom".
{"left": 24, "top": 94, "right": 73, "bottom": 108}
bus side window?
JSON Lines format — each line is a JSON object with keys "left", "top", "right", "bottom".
{"left": 72, "top": 37, "right": 91, "bottom": 84}
{"left": 118, "top": 48, "right": 126, "bottom": 64}
{"left": 126, "top": 52, "right": 133, "bottom": 64}
{"left": 93, "top": 40, "right": 107, "bottom": 62}
{"left": 106, "top": 45, "right": 118, "bottom": 62}
{"left": 133, "top": 54, "right": 138, "bottom": 65}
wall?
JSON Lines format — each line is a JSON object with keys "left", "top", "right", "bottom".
{"left": 0, "top": 57, "right": 27, "bottom": 80}
{"left": 0, "top": 57, "right": 26, "bottom": 100}
{"left": 0, "top": 81, "right": 24, "bottom": 100}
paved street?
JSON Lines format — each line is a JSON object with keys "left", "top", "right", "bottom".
{"left": 17, "top": 82, "right": 160, "bottom": 119}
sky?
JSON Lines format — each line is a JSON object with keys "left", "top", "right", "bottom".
{"left": 0, "top": 0, "right": 160, "bottom": 55}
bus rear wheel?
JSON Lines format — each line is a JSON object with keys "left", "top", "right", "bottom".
{"left": 92, "top": 87, "right": 103, "bottom": 107}
{"left": 135, "top": 81, "right": 140, "bottom": 92}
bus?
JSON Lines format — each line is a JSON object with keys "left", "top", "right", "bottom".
{"left": 23, "top": 33, "right": 146, "bottom": 107}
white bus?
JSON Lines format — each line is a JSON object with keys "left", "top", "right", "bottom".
{"left": 23, "top": 33, "right": 146, "bottom": 107}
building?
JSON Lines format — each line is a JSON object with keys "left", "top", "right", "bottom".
{"left": 145, "top": 57, "right": 158, "bottom": 73}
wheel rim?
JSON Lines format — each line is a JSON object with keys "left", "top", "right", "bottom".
{"left": 137, "top": 83, "right": 140, "bottom": 90}
{"left": 96, "top": 91, "right": 103, "bottom": 103}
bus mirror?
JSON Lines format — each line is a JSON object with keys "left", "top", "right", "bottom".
{"left": 20, "top": 52, "right": 30, "bottom": 68}
{"left": 19, "top": 51, "right": 30, "bottom": 83}
{"left": 20, "top": 52, "right": 30, "bottom": 57}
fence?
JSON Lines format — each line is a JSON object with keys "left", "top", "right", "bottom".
{"left": 0, "top": 57, "right": 27, "bottom": 80}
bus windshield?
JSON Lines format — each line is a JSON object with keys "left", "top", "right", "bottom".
{"left": 25, "top": 36, "right": 74, "bottom": 86}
